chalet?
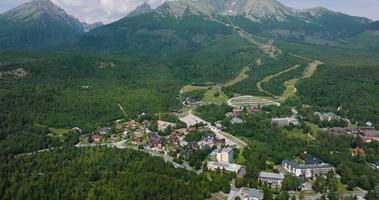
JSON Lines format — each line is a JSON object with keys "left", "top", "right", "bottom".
{"left": 202, "top": 132, "right": 215, "bottom": 142}
{"left": 374, "top": 161, "right": 379, "bottom": 170}
{"left": 79, "top": 134, "right": 90, "bottom": 142}
{"left": 147, "top": 132, "right": 161, "bottom": 148}
{"left": 173, "top": 129, "right": 185, "bottom": 137}
{"left": 188, "top": 141, "right": 199, "bottom": 150}
{"left": 232, "top": 108, "right": 243, "bottom": 116}
{"left": 359, "top": 127, "right": 379, "bottom": 142}
{"left": 134, "top": 128, "right": 144, "bottom": 137}
{"left": 248, "top": 107, "right": 262, "bottom": 114}
{"left": 282, "top": 154, "right": 334, "bottom": 178}
{"left": 71, "top": 127, "right": 81, "bottom": 133}
{"left": 366, "top": 121, "right": 373, "bottom": 127}
{"left": 110, "top": 134, "right": 117, "bottom": 142}
{"left": 92, "top": 134, "right": 102, "bottom": 142}
{"left": 258, "top": 172, "right": 284, "bottom": 188}
{"left": 127, "top": 120, "right": 138, "bottom": 129}
{"left": 352, "top": 147, "right": 365, "bottom": 156}
{"left": 132, "top": 137, "right": 142, "bottom": 145}
{"left": 99, "top": 127, "right": 111, "bottom": 135}
{"left": 114, "top": 119, "right": 125, "bottom": 130}
{"left": 231, "top": 117, "right": 244, "bottom": 124}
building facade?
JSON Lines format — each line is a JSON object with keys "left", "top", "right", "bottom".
{"left": 282, "top": 155, "right": 335, "bottom": 178}
{"left": 258, "top": 172, "right": 284, "bottom": 188}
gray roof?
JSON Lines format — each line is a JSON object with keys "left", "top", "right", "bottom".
{"left": 259, "top": 172, "right": 284, "bottom": 180}
{"left": 282, "top": 159, "right": 333, "bottom": 169}
{"left": 374, "top": 161, "right": 379, "bottom": 166}
{"left": 362, "top": 130, "right": 379, "bottom": 137}
{"left": 249, "top": 188, "right": 260, "bottom": 198}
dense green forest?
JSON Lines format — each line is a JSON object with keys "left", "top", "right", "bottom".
{"left": 261, "top": 64, "right": 307, "bottom": 96}
{"left": 0, "top": 147, "right": 232, "bottom": 200}
{"left": 297, "top": 64, "right": 379, "bottom": 124}
{"left": 223, "top": 53, "right": 306, "bottom": 96}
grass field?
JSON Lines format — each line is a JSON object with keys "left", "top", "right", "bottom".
{"left": 278, "top": 60, "right": 323, "bottom": 102}
{"left": 257, "top": 64, "right": 301, "bottom": 97}
{"left": 225, "top": 66, "right": 250, "bottom": 87}
{"left": 282, "top": 128, "right": 311, "bottom": 141}
{"left": 48, "top": 128, "right": 69, "bottom": 138}
{"left": 202, "top": 86, "right": 228, "bottom": 105}
{"left": 180, "top": 85, "right": 210, "bottom": 93}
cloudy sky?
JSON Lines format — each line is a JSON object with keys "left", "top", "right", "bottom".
{"left": 1, "top": 0, "right": 379, "bottom": 24}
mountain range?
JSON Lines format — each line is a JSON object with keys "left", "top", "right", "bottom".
{"left": 0, "top": 0, "right": 102, "bottom": 48}
{"left": 0, "top": 0, "right": 378, "bottom": 51}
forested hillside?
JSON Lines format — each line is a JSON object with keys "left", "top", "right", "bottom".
{"left": 297, "top": 64, "right": 379, "bottom": 124}
{"left": 0, "top": 147, "right": 227, "bottom": 200}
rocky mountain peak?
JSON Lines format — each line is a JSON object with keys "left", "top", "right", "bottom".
{"left": 2, "top": 0, "right": 65, "bottom": 21}
{"left": 127, "top": 2, "right": 153, "bottom": 17}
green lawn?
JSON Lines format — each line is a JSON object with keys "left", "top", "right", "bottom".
{"left": 202, "top": 86, "right": 229, "bottom": 105}
{"left": 181, "top": 85, "right": 210, "bottom": 93}
{"left": 225, "top": 66, "right": 250, "bottom": 87}
{"left": 48, "top": 128, "right": 70, "bottom": 138}
{"left": 282, "top": 128, "right": 311, "bottom": 140}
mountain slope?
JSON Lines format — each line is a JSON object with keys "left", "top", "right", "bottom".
{"left": 82, "top": 21, "right": 104, "bottom": 32}
{"left": 73, "top": 0, "right": 373, "bottom": 52}
{"left": 127, "top": 3, "right": 153, "bottom": 17}
{"left": 0, "top": 0, "right": 84, "bottom": 48}
{"left": 346, "top": 21, "right": 379, "bottom": 52}
{"left": 74, "top": 5, "right": 233, "bottom": 53}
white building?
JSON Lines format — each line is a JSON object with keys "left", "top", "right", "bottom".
{"left": 314, "top": 112, "right": 340, "bottom": 122}
{"left": 258, "top": 172, "right": 284, "bottom": 188}
{"left": 271, "top": 117, "right": 299, "bottom": 127}
{"left": 282, "top": 154, "right": 334, "bottom": 178}
{"left": 207, "top": 161, "right": 242, "bottom": 174}
{"left": 210, "top": 147, "right": 234, "bottom": 163}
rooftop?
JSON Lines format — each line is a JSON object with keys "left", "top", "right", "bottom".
{"left": 208, "top": 161, "right": 242, "bottom": 173}
{"left": 223, "top": 147, "right": 233, "bottom": 153}
{"left": 361, "top": 129, "right": 379, "bottom": 137}
{"left": 283, "top": 159, "right": 333, "bottom": 169}
{"left": 259, "top": 171, "right": 284, "bottom": 180}
{"left": 249, "top": 188, "right": 260, "bottom": 198}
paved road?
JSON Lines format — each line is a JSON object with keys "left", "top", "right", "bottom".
{"left": 180, "top": 110, "right": 247, "bottom": 148}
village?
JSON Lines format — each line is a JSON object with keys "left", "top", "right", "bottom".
{"left": 72, "top": 92, "right": 379, "bottom": 200}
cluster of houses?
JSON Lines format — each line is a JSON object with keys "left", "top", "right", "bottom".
{"left": 79, "top": 127, "right": 114, "bottom": 143}
{"left": 326, "top": 126, "right": 379, "bottom": 142}
{"left": 227, "top": 106, "right": 263, "bottom": 125}
{"left": 314, "top": 112, "right": 341, "bottom": 122}
{"left": 78, "top": 119, "right": 149, "bottom": 145}
{"left": 258, "top": 153, "right": 334, "bottom": 189}
{"left": 179, "top": 96, "right": 203, "bottom": 107}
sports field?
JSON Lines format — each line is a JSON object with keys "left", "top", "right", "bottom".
{"left": 227, "top": 95, "right": 280, "bottom": 108}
